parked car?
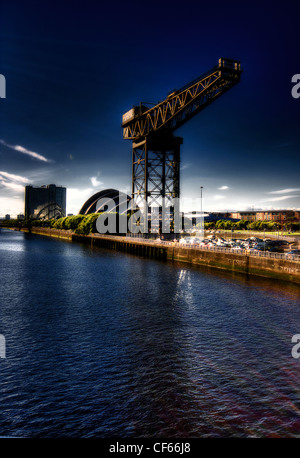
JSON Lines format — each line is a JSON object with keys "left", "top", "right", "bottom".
{"left": 179, "top": 237, "right": 193, "bottom": 245}
{"left": 191, "top": 238, "right": 202, "bottom": 246}
{"left": 286, "top": 250, "right": 300, "bottom": 259}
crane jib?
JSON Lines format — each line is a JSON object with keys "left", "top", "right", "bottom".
{"left": 122, "top": 58, "right": 242, "bottom": 140}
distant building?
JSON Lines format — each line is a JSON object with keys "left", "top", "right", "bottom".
{"left": 229, "top": 210, "right": 299, "bottom": 222}
{"left": 25, "top": 184, "right": 66, "bottom": 220}
{"left": 5, "top": 214, "right": 10, "bottom": 220}
{"left": 183, "top": 211, "right": 238, "bottom": 226}
{"left": 17, "top": 214, "right": 25, "bottom": 220}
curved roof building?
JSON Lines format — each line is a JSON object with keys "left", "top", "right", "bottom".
{"left": 78, "top": 189, "right": 131, "bottom": 215}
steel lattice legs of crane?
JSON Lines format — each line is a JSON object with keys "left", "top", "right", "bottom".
{"left": 131, "top": 134, "right": 182, "bottom": 234}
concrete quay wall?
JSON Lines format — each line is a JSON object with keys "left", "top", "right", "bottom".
{"left": 167, "top": 246, "right": 300, "bottom": 283}
{"left": 77, "top": 233, "right": 300, "bottom": 284}
{"left": 14, "top": 228, "right": 300, "bottom": 284}
{"left": 18, "top": 226, "right": 73, "bottom": 240}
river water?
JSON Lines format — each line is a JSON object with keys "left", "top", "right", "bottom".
{"left": 0, "top": 228, "right": 300, "bottom": 438}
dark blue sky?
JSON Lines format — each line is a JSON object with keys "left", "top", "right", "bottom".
{"left": 0, "top": 0, "right": 300, "bottom": 215}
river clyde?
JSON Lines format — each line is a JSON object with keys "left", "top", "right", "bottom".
{"left": 0, "top": 228, "right": 300, "bottom": 438}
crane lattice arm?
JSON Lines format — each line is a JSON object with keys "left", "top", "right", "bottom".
{"left": 122, "top": 58, "right": 242, "bottom": 140}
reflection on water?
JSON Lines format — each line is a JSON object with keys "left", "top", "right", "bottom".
{"left": 0, "top": 229, "right": 300, "bottom": 438}
{"left": 0, "top": 230, "right": 26, "bottom": 252}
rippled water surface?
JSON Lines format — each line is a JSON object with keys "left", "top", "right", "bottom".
{"left": 0, "top": 229, "right": 300, "bottom": 437}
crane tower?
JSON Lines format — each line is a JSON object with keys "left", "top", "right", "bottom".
{"left": 122, "top": 58, "right": 242, "bottom": 231}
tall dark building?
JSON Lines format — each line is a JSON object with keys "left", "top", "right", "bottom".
{"left": 24, "top": 184, "right": 66, "bottom": 219}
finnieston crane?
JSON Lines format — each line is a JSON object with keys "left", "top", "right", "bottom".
{"left": 122, "top": 58, "right": 242, "bottom": 230}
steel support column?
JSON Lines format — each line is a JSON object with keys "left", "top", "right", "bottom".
{"left": 131, "top": 134, "right": 182, "bottom": 234}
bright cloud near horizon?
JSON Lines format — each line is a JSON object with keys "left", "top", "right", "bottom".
{"left": 261, "top": 195, "right": 300, "bottom": 202}
{"left": 269, "top": 188, "right": 300, "bottom": 194}
{"left": 90, "top": 176, "right": 103, "bottom": 187}
{"left": 67, "top": 187, "right": 94, "bottom": 215}
{"left": 218, "top": 186, "right": 229, "bottom": 190}
{"left": 0, "top": 171, "right": 30, "bottom": 183}
{"left": 0, "top": 181, "right": 24, "bottom": 192}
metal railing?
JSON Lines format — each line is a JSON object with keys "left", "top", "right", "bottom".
{"left": 154, "top": 240, "right": 300, "bottom": 261}
{"left": 176, "top": 243, "right": 300, "bottom": 261}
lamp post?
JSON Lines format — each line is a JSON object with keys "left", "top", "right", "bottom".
{"left": 200, "top": 186, "right": 203, "bottom": 239}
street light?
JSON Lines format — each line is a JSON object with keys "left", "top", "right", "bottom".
{"left": 200, "top": 186, "right": 203, "bottom": 239}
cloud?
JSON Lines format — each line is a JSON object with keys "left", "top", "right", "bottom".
{"left": 0, "top": 170, "right": 30, "bottom": 195}
{"left": 67, "top": 187, "right": 94, "bottom": 214}
{"left": 213, "top": 195, "right": 225, "bottom": 200}
{"left": 90, "top": 176, "right": 103, "bottom": 187}
{"left": 273, "top": 142, "right": 292, "bottom": 149}
{"left": 0, "top": 139, "right": 51, "bottom": 162}
{"left": 180, "top": 163, "right": 191, "bottom": 171}
{"left": 0, "top": 171, "right": 29, "bottom": 183}
{"left": 0, "top": 196, "right": 23, "bottom": 218}
{"left": 218, "top": 185, "right": 229, "bottom": 190}
{"left": 269, "top": 188, "right": 300, "bottom": 194}
{"left": 261, "top": 195, "right": 300, "bottom": 202}
{"left": 0, "top": 180, "right": 24, "bottom": 192}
